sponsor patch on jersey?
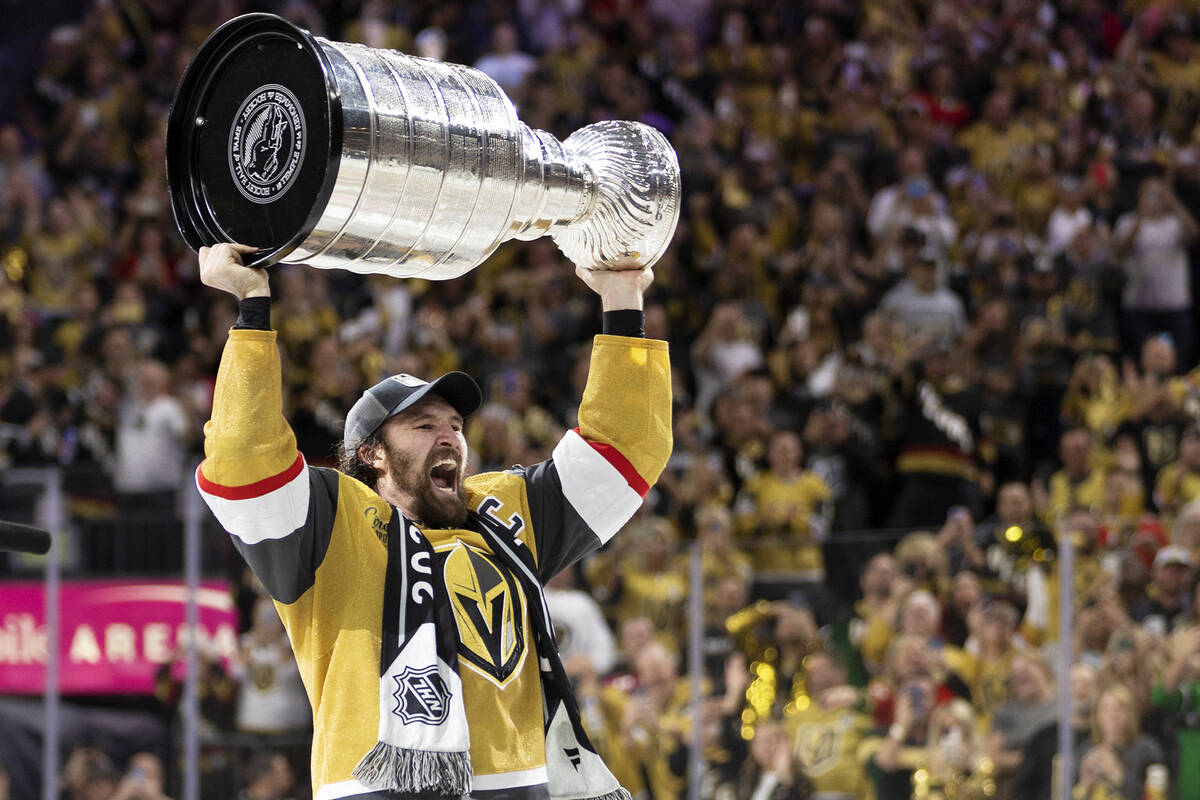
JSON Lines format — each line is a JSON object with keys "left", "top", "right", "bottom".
{"left": 444, "top": 541, "right": 526, "bottom": 685}
{"left": 392, "top": 665, "right": 452, "bottom": 725}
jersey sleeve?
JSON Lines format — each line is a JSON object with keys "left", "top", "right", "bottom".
{"left": 195, "top": 328, "right": 340, "bottom": 604}
{"left": 519, "top": 334, "right": 672, "bottom": 581}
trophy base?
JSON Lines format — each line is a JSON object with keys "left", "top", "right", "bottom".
{"left": 167, "top": 13, "right": 343, "bottom": 267}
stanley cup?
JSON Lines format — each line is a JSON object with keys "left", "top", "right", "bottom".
{"left": 166, "top": 14, "right": 681, "bottom": 280}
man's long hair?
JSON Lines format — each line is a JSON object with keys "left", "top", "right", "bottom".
{"left": 335, "top": 432, "right": 382, "bottom": 490}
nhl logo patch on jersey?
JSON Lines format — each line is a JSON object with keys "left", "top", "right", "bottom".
{"left": 392, "top": 666, "right": 452, "bottom": 725}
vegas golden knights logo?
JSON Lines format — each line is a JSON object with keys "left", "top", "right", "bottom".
{"left": 444, "top": 541, "right": 525, "bottom": 684}
{"left": 795, "top": 725, "right": 843, "bottom": 777}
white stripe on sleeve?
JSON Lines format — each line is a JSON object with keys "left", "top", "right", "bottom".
{"left": 551, "top": 429, "right": 643, "bottom": 544}
{"left": 195, "top": 461, "right": 311, "bottom": 545}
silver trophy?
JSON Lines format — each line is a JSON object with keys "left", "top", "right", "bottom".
{"left": 167, "top": 14, "right": 680, "bottom": 279}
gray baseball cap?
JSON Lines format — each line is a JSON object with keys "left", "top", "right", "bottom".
{"left": 343, "top": 372, "right": 482, "bottom": 452}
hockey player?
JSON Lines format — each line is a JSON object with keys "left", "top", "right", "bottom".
{"left": 195, "top": 243, "right": 672, "bottom": 800}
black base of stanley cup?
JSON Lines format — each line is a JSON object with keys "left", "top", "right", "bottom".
{"left": 167, "top": 14, "right": 342, "bottom": 267}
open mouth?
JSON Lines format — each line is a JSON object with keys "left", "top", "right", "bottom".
{"left": 429, "top": 459, "right": 459, "bottom": 495}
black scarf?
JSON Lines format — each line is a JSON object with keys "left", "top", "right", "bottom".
{"left": 353, "top": 508, "right": 631, "bottom": 800}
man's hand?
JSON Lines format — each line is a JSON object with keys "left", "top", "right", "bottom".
{"left": 575, "top": 261, "right": 653, "bottom": 311}
{"left": 198, "top": 242, "right": 268, "bottom": 300}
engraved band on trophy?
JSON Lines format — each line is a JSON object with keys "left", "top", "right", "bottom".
{"left": 166, "top": 13, "right": 681, "bottom": 279}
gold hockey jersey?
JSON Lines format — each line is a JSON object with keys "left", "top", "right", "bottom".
{"left": 197, "top": 330, "right": 671, "bottom": 800}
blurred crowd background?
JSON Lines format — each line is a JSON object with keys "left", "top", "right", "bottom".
{"left": 4, "top": 0, "right": 1200, "bottom": 799}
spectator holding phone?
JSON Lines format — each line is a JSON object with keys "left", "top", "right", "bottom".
{"left": 922, "top": 699, "right": 994, "bottom": 800}
{"left": 868, "top": 146, "right": 957, "bottom": 263}
{"left": 867, "top": 676, "right": 938, "bottom": 800}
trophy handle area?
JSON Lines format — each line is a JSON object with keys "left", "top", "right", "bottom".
{"left": 552, "top": 120, "right": 681, "bottom": 271}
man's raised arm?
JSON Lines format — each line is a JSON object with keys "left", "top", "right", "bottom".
{"left": 513, "top": 263, "right": 673, "bottom": 581}
{"left": 194, "top": 244, "right": 341, "bottom": 605}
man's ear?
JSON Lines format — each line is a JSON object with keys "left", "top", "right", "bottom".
{"left": 358, "top": 442, "right": 385, "bottom": 471}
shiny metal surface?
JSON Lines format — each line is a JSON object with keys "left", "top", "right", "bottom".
{"left": 284, "top": 36, "right": 680, "bottom": 278}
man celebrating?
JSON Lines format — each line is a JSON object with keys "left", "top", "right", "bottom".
{"left": 195, "top": 243, "right": 672, "bottom": 800}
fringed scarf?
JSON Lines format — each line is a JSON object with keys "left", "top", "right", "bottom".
{"left": 353, "top": 509, "right": 632, "bottom": 800}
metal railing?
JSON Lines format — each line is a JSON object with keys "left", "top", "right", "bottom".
{"left": 1, "top": 466, "right": 210, "bottom": 800}
{"left": 4, "top": 468, "right": 64, "bottom": 800}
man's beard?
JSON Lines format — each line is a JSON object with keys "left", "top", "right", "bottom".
{"left": 386, "top": 446, "right": 469, "bottom": 529}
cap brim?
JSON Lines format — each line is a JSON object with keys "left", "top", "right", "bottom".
{"left": 387, "top": 371, "right": 483, "bottom": 421}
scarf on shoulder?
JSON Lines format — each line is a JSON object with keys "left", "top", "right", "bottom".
{"left": 352, "top": 508, "right": 631, "bottom": 800}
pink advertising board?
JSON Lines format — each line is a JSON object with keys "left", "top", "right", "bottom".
{"left": 0, "top": 579, "right": 238, "bottom": 695}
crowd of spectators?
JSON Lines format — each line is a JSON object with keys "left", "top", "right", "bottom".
{"left": 4, "top": 0, "right": 1200, "bottom": 799}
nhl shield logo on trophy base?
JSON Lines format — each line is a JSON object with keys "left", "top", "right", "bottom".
{"left": 166, "top": 13, "right": 681, "bottom": 278}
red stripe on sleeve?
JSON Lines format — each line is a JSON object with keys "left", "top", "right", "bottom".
{"left": 572, "top": 428, "right": 650, "bottom": 497}
{"left": 196, "top": 452, "right": 305, "bottom": 500}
